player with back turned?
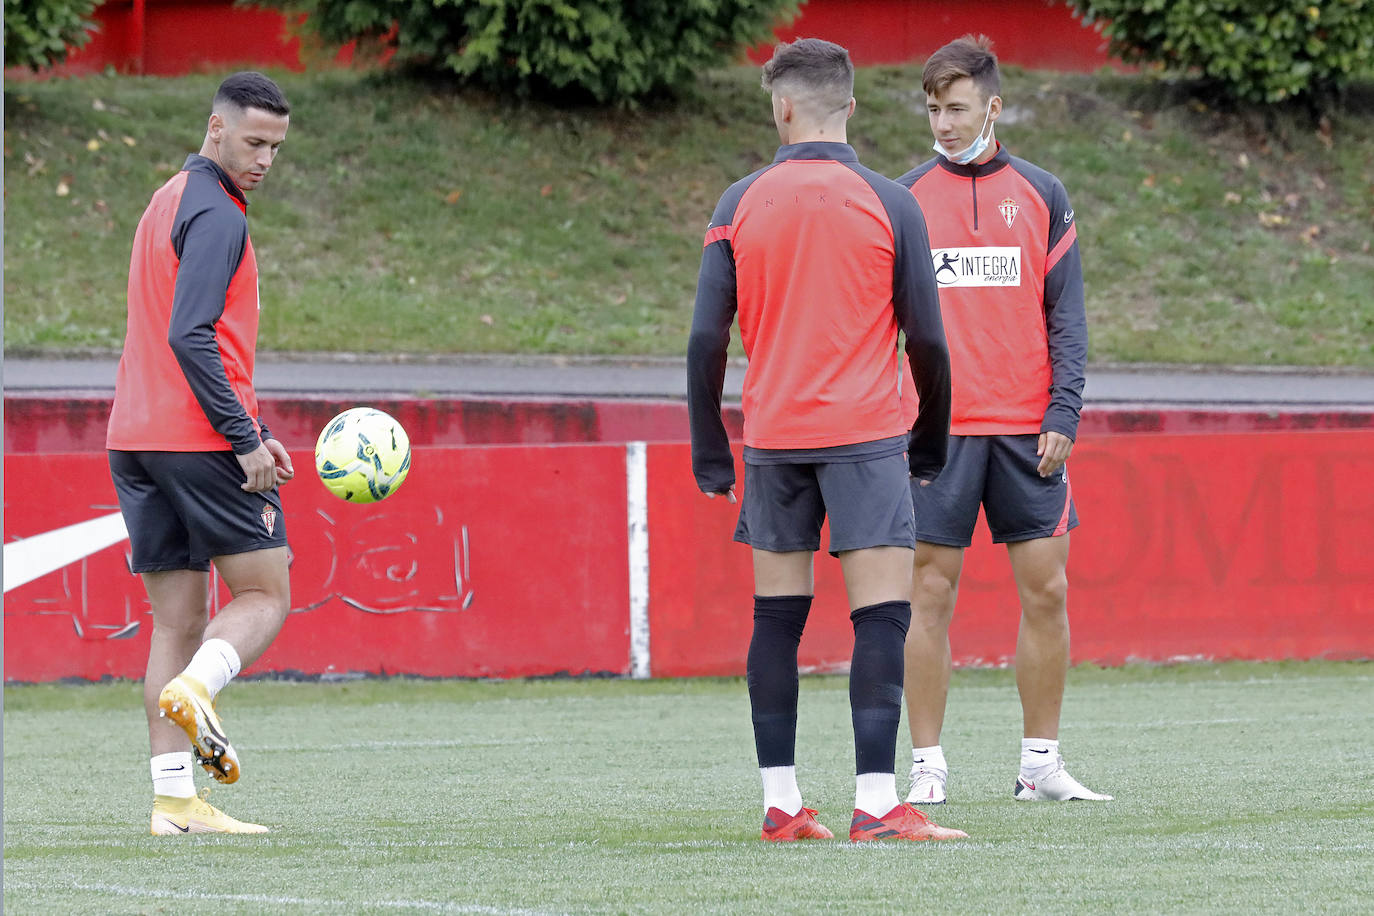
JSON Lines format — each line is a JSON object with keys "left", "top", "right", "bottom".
{"left": 107, "top": 71, "right": 295, "bottom": 834}
{"left": 895, "top": 35, "right": 1112, "bottom": 805}
{"left": 688, "top": 38, "right": 966, "bottom": 842}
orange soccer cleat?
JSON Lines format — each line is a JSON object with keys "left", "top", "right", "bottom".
{"left": 761, "top": 806, "right": 835, "bottom": 842}
{"left": 849, "top": 803, "right": 969, "bottom": 842}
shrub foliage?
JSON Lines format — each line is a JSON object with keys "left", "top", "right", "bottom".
{"left": 1068, "top": 0, "right": 1374, "bottom": 104}
{"left": 276, "top": 0, "right": 800, "bottom": 104}
{"left": 3, "top": 0, "right": 99, "bottom": 69}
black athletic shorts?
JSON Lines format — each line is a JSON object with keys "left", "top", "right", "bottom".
{"left": 109, "top": 449, "right": 288, "bottom": 573}
{"left": 734, "top": 436, "right": 916, "bottom": 557}
{"left": 911, "top": 434, "right": 1078, "bottom": 547}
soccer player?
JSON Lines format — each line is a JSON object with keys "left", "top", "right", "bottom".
{"left": 107, "top": 71, "right": 295, "bottom": 834}
{"left": 688, "top": 38, "right": 966, "bottom": 843}
{"left": 894, "top": 36, "right": 1111, "bottom": 803}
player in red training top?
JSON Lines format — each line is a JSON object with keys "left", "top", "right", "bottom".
{"left": 894, "top": 36, "right": 1111, "bottom": 804}
{"left": 689, "top": 38, "right": 966, "bottom": 843}
{"left": 107, "top": 72, "right": 294, "bottom": 834}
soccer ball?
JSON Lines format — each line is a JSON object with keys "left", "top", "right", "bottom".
{"left": 314, "top": 407, "right": 411, "bottom": 503}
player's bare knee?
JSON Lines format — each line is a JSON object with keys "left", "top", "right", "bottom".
{"left": 152, "top": 615, "right": 208, "bottom": 643}
{"left": 913, "top": 565, "right": 958, "bottom": 607}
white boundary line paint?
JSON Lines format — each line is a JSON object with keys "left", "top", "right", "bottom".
{"left": 1, "top": 880, "right": 557, "bottom": 915}
{"left": 2, "top": 511, "right": 129, "bottom": 593}
{"left": 626, "top": 441, "right": 651, "bottom": 679}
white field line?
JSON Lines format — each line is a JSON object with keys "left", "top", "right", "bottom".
{"left": 626, "top": 441, "right": 651, "bottom": 679}
{"left": 2, "top": 879, "right": 562, "bottom": 915}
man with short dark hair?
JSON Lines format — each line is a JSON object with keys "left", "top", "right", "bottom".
{"left": 108, "top": 71, "right": 295, "bottom": 834}
{"left": 689, "top": 38, "right": 966, "bottom": 843}
{"left": 895, "top": 36, "right": 1111, "bottom": 804}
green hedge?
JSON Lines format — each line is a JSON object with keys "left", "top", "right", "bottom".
{"left": 1068, "top": 0, "right": 1374, "bottom": 104}
{"left": 3, "top": 0, "right": 99, "bottom": 70}
{"left": 275, "top": 0, "right": 800, "bottom": 104}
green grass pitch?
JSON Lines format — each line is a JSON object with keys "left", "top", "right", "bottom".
{"left": 4, "top": 662, "right": 1372, "bottom": 914}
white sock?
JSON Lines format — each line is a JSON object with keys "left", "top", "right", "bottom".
{"left": 760, "top": 766, "right": 803, "bottom": 816}
{"left": 912, "top": 744, "right": 947, "bottom": 774}
{"left": 182, "top": 638, "right": 241, "bottom": 698}
{"left": 151, "top": 751, "right": 195, "bottom": 798}
{"left": 854, "top": 772, "right": 899, "bottom": 818}
{"left": 1021, "top": 737, "right": 1060, "bottom": 775}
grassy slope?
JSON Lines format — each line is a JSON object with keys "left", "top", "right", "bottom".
{"left": 4, "top": 67, "right": 1373, "bottom": 365}
{"left": 4, "top": 663, "right": 1373, "bottom": 914}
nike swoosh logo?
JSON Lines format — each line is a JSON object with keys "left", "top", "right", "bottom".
{"left": 913, "top": 758, "right": 925, "bottom": 764}
{"left": 160, "top": 765, "right": 187, "bottom": 772}
{"left": 1028, "top": 748, "right": 1051, "bottom": 754}
{"left": 1021, "top": 779, "right": 1036, "bottom": 790}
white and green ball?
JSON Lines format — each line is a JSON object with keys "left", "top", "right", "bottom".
{"left": 314, "top": 408, "right": 411, "bottom": 503}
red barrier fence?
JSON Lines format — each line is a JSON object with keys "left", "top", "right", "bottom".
{"left": 4, "top": 396, "right": 1372, "bottom": 681}
{"left": 7, "top": 0, "right": 1112, "bottom": 79}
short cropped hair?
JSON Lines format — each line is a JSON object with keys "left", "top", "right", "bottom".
{"left": 922, "top": 35, "right": 1000, "bottom": 101}
{"left": 213, "top": 71, "right": 291, "bottom": 118}
{"left": 761, "top": 38, "right": 854, "bottom": 114}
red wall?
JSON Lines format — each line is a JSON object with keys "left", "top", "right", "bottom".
{"left": 9, "top": 0, "right": 1111, "bottom": 78}
{"left": 4, "top": 444, "right": 633, "bottom": 681}
{"left": 4, "top": 396, "right": 1372, "bottom": 681}
{"left": 750, "top": 0, "right": 1113, "bottom": 71}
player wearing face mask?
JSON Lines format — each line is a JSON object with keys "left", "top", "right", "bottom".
{"left": 893, "top": 35, "right": 1107, "bottom": 807}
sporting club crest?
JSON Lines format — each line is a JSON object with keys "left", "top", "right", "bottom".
{"left": 998, "top": 197, "right": 1020, "bottom": 229}
{"left": 261, "top": 504, "right": 277, "bottom": 536}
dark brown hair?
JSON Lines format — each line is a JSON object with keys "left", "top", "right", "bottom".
{"left": 214, "top": 71, "right": 290, "bottom": 117}
{"left": 922, "top": 35, "right": 1000, "bottom": 101}
{"left": 761, "top": 38, "right": 854, "bottom": 112}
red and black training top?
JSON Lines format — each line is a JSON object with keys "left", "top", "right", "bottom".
{"left": 896, "top": 144, "right": 1088, "bottom": 440}
{"left": 107, "top": 155, "right": 270, "bottom": 454}
{"left": 688, "top": 141, "right": 952, "bottom": 495}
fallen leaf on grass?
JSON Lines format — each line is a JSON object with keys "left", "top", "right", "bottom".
{"left": 1257, "top": 212, "right": 1287, "bottom": 228}
{"left": 444, "top": 189, "right": 463, "bottom": 204}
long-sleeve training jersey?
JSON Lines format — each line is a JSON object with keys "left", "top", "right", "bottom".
{"left": 107, "top": 154, "right": 270, "bottom": 454}
{"left": 896, "top": 144, "right": 1087, "bottom": 439}
{"left": 688, "top": 141, "right": 951, "bottom": 494}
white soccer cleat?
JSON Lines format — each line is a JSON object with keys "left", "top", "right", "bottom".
{"left": 1013, "top": 756, "right": 1113, "bottom": 801}
{"left": 906, "top": 763, "right": 948, "bottom": 805}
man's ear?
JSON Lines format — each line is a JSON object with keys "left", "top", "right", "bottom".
{"left": 774, "top": 94, "right": 793, "bottom": 124}
{"left": 987, "top": 95, "right": 1003, "bottom": 124}
{"left": 207, "top": 112, "right": 224, "bottom": 141}
{"left": 845, "top": 97, "right": 856, "bottom": 121}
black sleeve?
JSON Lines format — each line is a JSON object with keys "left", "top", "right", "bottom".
{"left": 167, "top": 198, "right": 262, "bottom": 454}
{"left": 1042, "top": 181, "right": 1088, "bottom": 440}
{"left": 883, "top": 183, "right": 951, "bottom": 479}
{"left": 686, "top": 196, "right": 741, "bottom": 494}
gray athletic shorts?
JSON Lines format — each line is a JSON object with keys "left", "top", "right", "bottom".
{"left": 734, "top": 438, "right": 915, "bottom": 557}
{"left": 911, "top": 434, "right": 1078, "bottom": 547}
{"left": 109, "top": 450, "right": 289, "bottom": 573}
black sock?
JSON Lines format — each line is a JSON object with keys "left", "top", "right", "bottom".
{"left": 849, "top": 600, "right": 911, "bottom": 776}
{"left": 746, "top": 594, "right": 813, "bottom": 768}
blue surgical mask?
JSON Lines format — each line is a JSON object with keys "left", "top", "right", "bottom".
{"left": 933, "top": 98, "right": 995, "bottom": 165}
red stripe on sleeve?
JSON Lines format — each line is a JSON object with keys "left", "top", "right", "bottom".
{"left": 1045, "top": 222, "right": 1077, "bottom": 274}
{"left": 703, "top": 224, "right": 731, "bottom": 248}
